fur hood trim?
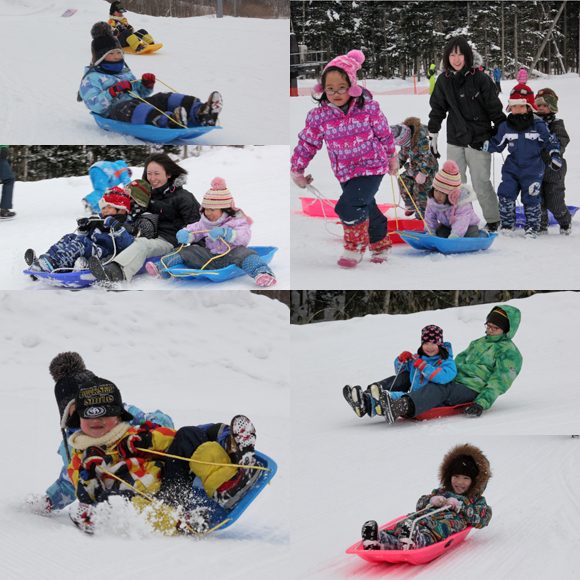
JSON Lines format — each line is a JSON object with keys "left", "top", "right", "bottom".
{"left": 171, "top": 173, "right": 187, "bottom": 189}
{"left": 456, "top": 184, "right": 477, "bottom": 207}
{"left": 402, "top": 116, "right": 423, "bottom": 149}
{"left": 439, "top": 443, "right": 492, "bottom": 497}
{"left": 68, "top": 421, "right": 131, "bottom": 451}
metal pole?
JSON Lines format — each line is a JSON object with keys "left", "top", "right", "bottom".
{"left": 217, "top": 0, "right": 223, "bottom": 19}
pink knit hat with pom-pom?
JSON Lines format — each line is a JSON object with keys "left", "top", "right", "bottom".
{"left": 313, "top": 50, "right": 365, "bottom": 97}
{"left": 433, "top": 160, "right": 462, "bottom": 203}
{"left": 202, "top": 177, "right": 253, "bottom": 225}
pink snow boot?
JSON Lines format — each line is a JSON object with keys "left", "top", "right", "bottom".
{"left": 337, "top": 220, "right": 369, "bottom": 268}
{"left": 369, "top": 235, "right": 392, "bottom": 264}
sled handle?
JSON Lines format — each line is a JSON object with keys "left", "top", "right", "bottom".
{"left": 402, "top": 505, "right": 452, "bottom": 550}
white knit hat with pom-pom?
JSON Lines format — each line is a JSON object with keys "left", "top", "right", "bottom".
{"left": 313, "top": 49, "right": 365, "bottom": 97}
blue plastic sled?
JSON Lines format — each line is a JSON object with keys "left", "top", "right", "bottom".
{"left": 91, "top": 113, "right": 222, "bottom": 144}
{"left": 396, "top": 231, "right": 498, "bottom": 254}
{"left": 190, "top": 450, "right": 278, "bottom": 531}
{"left": 515, "top": 205, "right": 578, "bottom": 228}
{"left": 163, "top": 246, "right": 278, "bottom": 283}
{"left": 24, "top": 257, "right": 162, "bottom": 289}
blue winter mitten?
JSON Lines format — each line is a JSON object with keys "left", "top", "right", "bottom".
{"left": 104, "top": 217, "right": 124, "bottom": 233}
{"left": 549, "top": 152, "right": 562, "bottom": 170}
{"left": 176, "top": 229, "right": 193, "bottom": 244}
{"left": 209, "top": 227, "right": 234, "bottom": 241}
{"left": 448, "top": 233, "right": 459, "bottom": 239}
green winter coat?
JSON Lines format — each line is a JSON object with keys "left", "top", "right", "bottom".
{"left": 427, "top": 64, "right": 437, "bottom": 95}
{"left": 455, "top": 305, "right": 522, "bottom": 410}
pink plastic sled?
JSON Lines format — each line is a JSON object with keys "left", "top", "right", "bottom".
{"left": 346, "top": 514, "right": 473, "bottom": 566}
{"left": 413, "top": 403, "right": 471, "bottom": 421}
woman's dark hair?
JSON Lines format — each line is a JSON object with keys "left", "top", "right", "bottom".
{"left": 141, "top": 153, "right": 188, "bottom": 183}
{"left": 427, "top": 186, "right": 452, "bottom": 205}
{"left": 442, "top": 36, "right": 474, "bottom": 71}
{"left": 417, "top": 345, "right": 449, "bottom": 359}
{"left": 201, "top": 207, "right": 236, "bottom": 218}
{"left": 313, "top": 66, "right": 365, "bottom": 109}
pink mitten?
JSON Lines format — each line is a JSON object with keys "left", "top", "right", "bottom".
{"left": 387, "top": 156, "right": 399, "bottom": 175}
{"left": 415, "top": 173, "right": 427, "bottom": 184}
{"left": 290, "top": 170, "right": 313, "bottom": 189}
{"left": 445, "top": 497, "right": 463, "bottom": 512}
{"left": 429, "top": 495, "right": 446, "bottom": 507}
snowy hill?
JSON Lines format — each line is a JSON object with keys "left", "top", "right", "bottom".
{"left": 290, "top": 292, "right": 580, "bottom": 578}
{"left": 0, "top": 0, "right": 288, "bottom": 145}
{"left": 290, "top": 75, "right": 580, "bottom": 288}
{"left": 1, "top": 145, "right": 290, "bottom": 289}
{"left": 1, "top": 290, "right": 290, "bottom": 580}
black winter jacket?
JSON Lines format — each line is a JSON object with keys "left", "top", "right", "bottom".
{"left": 539, "top": 115, "right": 569, "bottom": 184}
{"left": 428, "top": 67, "right": 506, "bottom": 148}
{"left": 148, "top": 174, "right": 201, "bottom": 246}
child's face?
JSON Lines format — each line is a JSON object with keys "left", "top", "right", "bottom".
{"left": 104, "top": 49, "right": 124, "bottom": 63}
{"left": 433, "top": 188, "right": 448, "bottom": 204}
{"left": 146, "top": 161, "right": 170, "bottom": 189}
{"left": 205, "top": 207, "right": 224, "bottom": 222}
{"left": 113, "top": 11, "right": 124, "bottom": 17}
{"left": 536, "top": 103, "right": 551, "bottom": 115}
{"left": 451, "top": 474, "right": 472, "bottom": 495}
{"left": 80, "top": 416, "right": 121, "bottom": 438}
{"left": 324, "top": 71, "right": 350, "bottom": 107}
{"left": 485, "top": 322, "right": 504, "bottom": 336}
{"left": 101, "top": 205, "right": 120, "bottom": 217}
{"left": 449, "top": 48, "right": 465, "bottom": 71}
{"left": 422, "top": 341, "right": 439, "bottom": 357}
{"left": 510, "top": 104, "right": 529, "bottom": 115}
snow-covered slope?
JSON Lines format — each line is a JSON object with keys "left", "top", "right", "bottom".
{"left": 1, "top": 145, "right": 290, "bottom": 289}
{"left": 0, "top": 0, "right": 288, "bottom": 144}
{"left": 290, "top": 75, "right": 580, "bottom": 288}
{"left": 1, "top": 290, "right": 290, "bottom": 580}
{"left": 290, "top": 292, "right": 580, "bottom": 578}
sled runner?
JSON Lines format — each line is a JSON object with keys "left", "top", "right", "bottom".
{"left": 162, "top": 246, "right": 278, "bottom": 283}
{"left": 515, "top": 205, "right": 578, "bottom": 228}
{"left": 413, "top": 403, "right": 471, "bottom": 421}
{"left": 122, "top": 43, "right": 163, "bottom": 55}
{"left": 346, "top": 513, "right": 473, "bottom": 566}
{"left": 91, "top": 113, "right": 222, "bottom": 144}
{"left": 23, "top": 257, "right": 162, "bottom": 289}
{"left": 396, "top": 231, "right": 498, "bottom": 254}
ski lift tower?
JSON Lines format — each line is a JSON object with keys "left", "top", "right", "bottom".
{"left": 290, "top": 28, "right": 326, "bottom": 96}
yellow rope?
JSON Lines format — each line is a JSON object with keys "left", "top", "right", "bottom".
{"left": 156, "top": 78, "right": 180, "bottom": 93}
{"left": 127, "top": 82, "right": 188, "bottom": 129}
{"left": 390, "top": 175, "right": 399, "bottom": 231}
{"left": 397, "top": 174, "right": 433, "bottom": 235}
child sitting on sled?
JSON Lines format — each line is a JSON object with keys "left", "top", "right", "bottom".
{"left": 343, "top": 325, "right": 456, "bottom": 420}
{"left": 371, "top": 306, "right": 523, "bottom": 423}
{"left": 391, "top": 117, "right": 439, "bottom": 220}
{"left": 108, "top": 1, "right": 155, "bottom": 54}
{"left": 290, "top": 49, "right": 398, "bottom": 268}
{"left": 79, "top": 22, "right": 222, "bottom": 129}
{"left": 66, "top": 376, "right": 260, "bottom": 535}
{"left": 424, "top": 160, "right": 481, "bottom": 238}
{"left": 361, "top": 444, "right": 492, "bottom": 550}
{"left": 147, "top": 177, "right": 277, "bottom": 287}
{"left": 28, "top": 187, "right": 137, "bottom": 273}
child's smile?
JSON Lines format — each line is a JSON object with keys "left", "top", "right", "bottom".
{"left": 80, "top": 416, "right": 121, "bottom": 438}
{"left": 205, "top": 207, "right": 223, "bottom": 222}
{"left": 324, "top": 71, "right": 350, "bottom": 107}
{"left": 451, "top": 474, "right": 472, "bottom": 495}
{"left": 422, "top": 342, "right": 439, "bottom": 357}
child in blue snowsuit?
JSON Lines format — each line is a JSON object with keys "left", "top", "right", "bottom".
{"left": 483, "top": 84, "right": 561, "bottom": 238}
{"left": 29, "top": 187, "right": 136, "bottom": 273}
{"left": 79, "top": 22, "right": 222, "bottom": 129}
{"left": 343, "top": 325, "right": 456, "bottom": 419}
{"left": 83, "top": 159, "right": 131, "bottom": 214}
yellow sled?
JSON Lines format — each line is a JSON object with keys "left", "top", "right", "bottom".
{"left": 123, "top": 43, "right": 163, "bottom": 55}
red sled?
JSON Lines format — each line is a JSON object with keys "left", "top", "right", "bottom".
{"left": 346, "top": 515, "right": 473, "bottom": 566}
{"left": 413, "top": 403, "right": 471, "bottom": 421}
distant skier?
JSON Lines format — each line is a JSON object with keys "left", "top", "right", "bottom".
{"left": 83, "top": 159, "right": 131, "bottom": 213}
{"left": 0, "top": 146, "right": 16, "bottom": 219}
{"left": 108, "top": 0, "right": 155, "bottom": 54}
{"left": 426, "top": 63, "right": 437, "bottom": 95}
{"left": 492, "top": 66, "right": 502, "bottom": 93}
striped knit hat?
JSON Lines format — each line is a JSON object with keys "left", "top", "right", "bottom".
{"left": 516, "top": 68, "right": 528, "bottom": 83}
{"left": 433, "top": 160, "right": 461, "bottom": 200}
{"left": 98, "top": 186, "right": 131, "bottom": 212}
{"left": 390, "top": 124, "right": 412, "bottom": 148}
{"left": 202, "top": 177, "right": 235, "bottom": 209}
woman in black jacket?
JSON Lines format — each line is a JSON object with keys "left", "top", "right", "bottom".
{"left": 428, "top": 37, "right": 506, "bottom": 231}
{"left": 89, "top": 152, "right": 201, "bottom": 282}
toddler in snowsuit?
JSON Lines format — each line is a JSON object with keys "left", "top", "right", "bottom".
{"left": 108, "top": 1, "right": 154, "bottom": 54}
{"left": 79, "top": 22, "right": 222, "bottom": 129}
{"left": 362, "top": 444, "right": 492, "bottom": 550}
{"left": 83, "top": 159, "right": 131, "bottom": 214}
{"left": 343, "top": 325, "right": 456, "bottom": 420}
{"left": 391, "top": 117, "right": 438, "bottom": 219}
{"left": 373, "top": 305, "right": 523, "bottom": 423}
{"left": 535, "top": 88, "right": 572, "bottom": 235}
{"left": 424, "top": 160, "right": 481, "bottom": 238}
{"left": 66, "top": 376, "right": 260, "bottom": 535}
{"left": 483, "top": 84, "right": 561, "bottom": 238}
{"left": 29, "top": 187, "right": 137, "bottom": 273}
{"left": 291, "top": 50, "right": 398, "bottom": 267}
{"left": 148, "top": 177, "right": 277, "bottom": 287}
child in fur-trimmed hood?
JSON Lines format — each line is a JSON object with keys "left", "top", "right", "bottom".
{"left": 361, "top": 443, "right": 492, "bottom": 550}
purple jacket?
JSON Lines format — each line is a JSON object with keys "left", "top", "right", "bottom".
{"left": 425, "top": 185, "right": 481, "bottom": 237}
{"left": 183, "top": 211, "right": 251, "bottom": 255}
{"left": 291, "top": 91, "right": 396, "bottom": 183}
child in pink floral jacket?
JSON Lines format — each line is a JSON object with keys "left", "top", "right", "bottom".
{"left": 147, "top": 178, "right": 276, "bottom": 287}
{"left": 290, "top": 50, "right": 398, "bottom": 268}
{"left": 424, "top": 160, "right": 481, "bottom": 238}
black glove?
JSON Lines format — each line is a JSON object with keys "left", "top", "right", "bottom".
{"left": 117, "top": 428, "right": 153, "bottom": 459}
{"left": 462, "top": 403, "right": 484, "bottom": 417}
{"left": 549, "top": 152, "right": 562, "bottom": 171}
{"left": 77, "top": 217, "right": 90, "bottom": 232}
{"left": 81, "top": 446, "right": 109, "bottom": 479}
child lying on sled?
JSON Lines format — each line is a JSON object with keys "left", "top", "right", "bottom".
{"left": 79, "top": 22, "right": 222, "bottom": 129}
{"left": 66, "top": 376, "right": 259, "bottom": 535}
{"left": 361, "top": 444, "right": 492, "bottom": 550}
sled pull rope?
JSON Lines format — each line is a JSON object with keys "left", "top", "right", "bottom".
{"left": 397, "top": 174, "right": 433, "bottom": 235}
{"left": 127, "top": 81, "right": 188, "bottom": 129}
{"left": 390, "top": 175, "right": 399, "bottom": 231}
{"left": 305, "top": 184, "right": 343, "bottom": 239}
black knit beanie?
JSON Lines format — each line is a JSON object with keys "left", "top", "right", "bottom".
{"left": 91, "top": 22, "right": 122, "bottom": 65}
{"left": 486, "top": 308, "right": 510, "bottom": 333}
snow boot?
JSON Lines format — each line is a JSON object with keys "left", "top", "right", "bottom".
{"left": 498, "top": 197, "right": 516, "bottom": 231}
{"left": 369, "top": 235, "right": 392, "bottom": 264}
{"left": 176, "top": 506, "right": 210, "bottom": 535}
{"left": 213, "top": 461, "right": 261, "bottom": 510}
{"left": 397, "top": 518, "right": 429, "bottom": 549}
{"left": 337, "top": 219, "right": 369, "bottom": 268}
{"left": 241, "top": 254, "right": 276, "bottom": 286}
{"left": 73, "top": 257, "right": 89, "bottom": 271}
{"left": 523, "top": 204, "right": 541, "bottom": 238}
{"left": 379, "top": 391, "right": 413, "bottom": 424}
{"left": 38, "top": 254, "right": 57, "bottom": 273}
{"left": 255, "top": 273, "right": 277, "bottom": 287}
{"left": 343, "top": 385, "right": 367, "bottom": 418}
{"left": 560, "top": 222, "right": 572, "bottom": 235}
{"left": 88, "top": 256, "right": 125, "bottom": 283}
{"left": 69, "top": 503, "right": 97, "bottom": 534}
{"left": 167, "top": 107, "right": 188, "bottom": 129}
{"left": 0, "top": 208, "right": 16, "bottom": 219}
{"left": 195, "top": 91, "right": 223, "bottom": 127}
{"left": 483, "top": 220, "right": 500, "bottom": 233}
{"left": 369, "top": 383, "right": 386, "bottom": 416}
{"left": 361, "top": 520, "right": 381, "bottom": 550}
{"left": 24, "top": 249, "right": 39, "bottom": 280}
{"left": 226, "top": 415, "right": 256, "bottom": 467}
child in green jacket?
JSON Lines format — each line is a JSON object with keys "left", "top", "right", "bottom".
{"left": 372, "top": 305, "right": 522, "bottom": 423}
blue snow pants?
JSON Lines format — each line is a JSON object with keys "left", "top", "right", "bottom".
{"left": 498, "top": 157, "right": 544, "bottom": 207}
{"left": 45, "top": 233, "right": 106, "bottom": 268}
{"left": 406, "top": 381, "right": 478, "bottom": 417}
{"left": 334, "top": 174, "right": 388, "bottom": 244}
